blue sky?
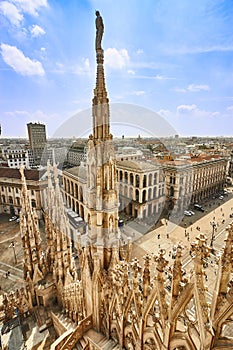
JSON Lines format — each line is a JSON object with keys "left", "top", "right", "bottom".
{"left": 0, "top": 0, "right": 232, "bottom": 138}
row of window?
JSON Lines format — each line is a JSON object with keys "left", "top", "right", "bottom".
{"left": 0, "top": 187, "right": 35, "bottom": 195}
{"left": 63, "top": 178, "right": 84, "bottom": 201}
{"left": 1, "top": 195, "right": 36, "bottom": 207}
{"left": 119, "top": 183, "right": 165, "bottom": 202}
{"left": 169, "top": 168, "right": 226, "bottom": 186}
{"left": 116, "top": 170, "right": 159, "bottom": 187}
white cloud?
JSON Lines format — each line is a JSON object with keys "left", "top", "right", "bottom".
{"left": 1, "top": 43, "right": 45, "bottom": 76}
{"left": 157, "top": 109, "right": 172, "bottom": 117}
{"left": 132, "top": 91, "right": 145, "bottom": 96}
{"left": 136, "top": 49, "right": 143, "bottom": 55}
{"left": 105, "top": 48, "right": 129, "bottom": 69}
{"left": 12, "top": 0, "right": 48, "bottom": 17}
{"left": 83, "top": 58, "right": 90, "bottom": 70}
{"left": 0, "top": 1, "right": 23, "bottom": 26}
{"left": 211, "top": 112, "right": 220, "bottom": 117}
{"left": 176, "top": 104, "right": 219, "bottom": 119}
{"left": 30, "top": 24, "right": 45, "bottom": 37}
{"left": 173, "top": 87, "right": 186, "bottom": 93}
{"left": 177, "top": 104, "right": 197, "bottom": 113}
{"left": 56, "top": 62, "right": 64, "bottom": 68}
{"left": 0, "top": 0, "right": 48, "bottom": 27}
{"left": 226, "top": 106, "right": 233, "bottom": 112}
{"left": 127, "top": 70, "right": 135, "bottom": 75}
{"left": 73, "top": 58, "right": 91, "bottom": 75}
{"left": 187, "top": 84, "right": 210, "bottom": 92}
{"left": 154, "top": 74, "right": 175, "bottom": 80}
{"left": 174, "top": 84, "right": 210, "bottom": 93}
{"left": 51, "top": 58, "right": 91, "bottom": 75}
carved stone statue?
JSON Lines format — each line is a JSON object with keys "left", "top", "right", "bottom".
{"left": 95, "top": 10, "right": 104, "bottom": 50}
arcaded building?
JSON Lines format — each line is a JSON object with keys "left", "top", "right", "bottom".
{"left": 62, "top": 165, "right": 87, "bottom": 220}
{"left": 62, "top": 153, "right": 227, "bottom": 223}
{"left": 163, "top": 155, "right": 227, "bottom": 213}
{"left": 62, "top": 159, "right": 166, "bottom": 222}
{"left": 116, "top": 160, "right": 165, "bottom": 219}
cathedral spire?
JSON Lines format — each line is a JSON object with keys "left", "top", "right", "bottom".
{"left": 45, "top": 161, "right": 74, "bottom": 289}
{"left": 92, "top": 11, "right": 111, "bottom": 141}
{"left": 86, "top": 11, "right": 119, "bottom": 268}
{"left": 19, "top": 165, "right": 44, "bottom": 282}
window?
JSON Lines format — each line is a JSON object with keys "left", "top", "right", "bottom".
{"left": 153, "top": 188, "right": 157, "bottom": 198}
{"left": 135, "top": 189, "right": 139, "bottom": 201}
{"left": 142, "top": 190, "right": 146, "bottom": 202}
{"left": 143, "top": 175, "right": 147, "bottom": 187}
{"left": 31, "top": 199, "right": 36, "bottom": 208}
{"left": 149, "top": 173, "right": 153, "bottom": 186}
{"left": 170, "top": 186, "right": 174, "bottom": 197}
{"left": 119, "top": 171, "right": 123, "bottom": 181}
{"left": 130, "top": 173, "right": 134, "bottom": 185}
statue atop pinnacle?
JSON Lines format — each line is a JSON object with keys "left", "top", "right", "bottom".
{"left": 95, "top": 10, "right": 104, "bottom": 51}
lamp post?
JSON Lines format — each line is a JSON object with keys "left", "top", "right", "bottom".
{"left": 10, "top": 240, "right": 17, "bottom": 264}
{"left": 210, "top": 222, "right": 216, "bottom": 251}
{"left": 15, "top": 307, "right": 27, "bottom": 349}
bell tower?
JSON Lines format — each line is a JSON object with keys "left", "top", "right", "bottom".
{"left": 86, "top": 11, "right": 119, "bottom": 269}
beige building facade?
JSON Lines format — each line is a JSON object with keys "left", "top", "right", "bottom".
{"left": 0, "top": 167, "right": 47, "bottom": 217}
{"left": 164, "top": 156, "right": 227, "bottom": 213}
{"left": 116, "top": 160, "right": 165, "bottom": 219}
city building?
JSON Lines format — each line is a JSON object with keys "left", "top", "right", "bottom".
{"left": 63, "top": 165, "right": 87, "bottom": 220}
{"left": 0, "top": 167, "right": 47, "bottom": 217}
{"left": 27, "top": 122, "right": 47, "bottom": 166}
{"left": 1, "top": 145, "right": 33, "bottom": 169}
{"left": 229, "top": 151, "right": 233, "bottom": 180}
{"left": 117, "top": 160, "right": 165, "bottom": 220}
{"left": 115, "top": 146, "right": 144, "bottom": 161}
{"left": 41, "top": 146, "right": 68, "bottom": 167}
{"left": 163, "top": 155, "right": 227, "bottom": 214}
{"left": 66, "top": 142, "right": 87, "bottom": 167}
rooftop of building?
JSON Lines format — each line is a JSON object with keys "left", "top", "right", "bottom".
{"left": 63, "top": 165, "right": 87, "bottom": 180}
{"left": 151, "top": 153, "right": 226, "bottom": 167}
{"left": 0, "top": 167, "right": 46, "bottom": 181}
{"left": 117, "top": 159, "right": 160, "bottom": 171}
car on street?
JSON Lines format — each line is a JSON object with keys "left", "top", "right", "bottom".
{"left": 219, "top": 196, "right": 224, "bottom": 200}
{"left": 189, "top": 210, "right": 195, "bottom": 215}
{"left": 184, "top": 210, "right": 192, "bottom": 216}
{"left": 9, "top": 216, "right": 17, "bottom": 222}
{"left": 118, "top": 219, "right": 124, "bottom": 227}
{"left": 194, "top": 204, "right": 205, "bottom": 212}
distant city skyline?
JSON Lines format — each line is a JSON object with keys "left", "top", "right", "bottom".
{"left": 0, "top": 0, "right": 233, "bottom": 138}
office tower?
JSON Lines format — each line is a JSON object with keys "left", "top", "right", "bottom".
{"left": 27, "top": 122, "right": 47, "bottom": 166}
